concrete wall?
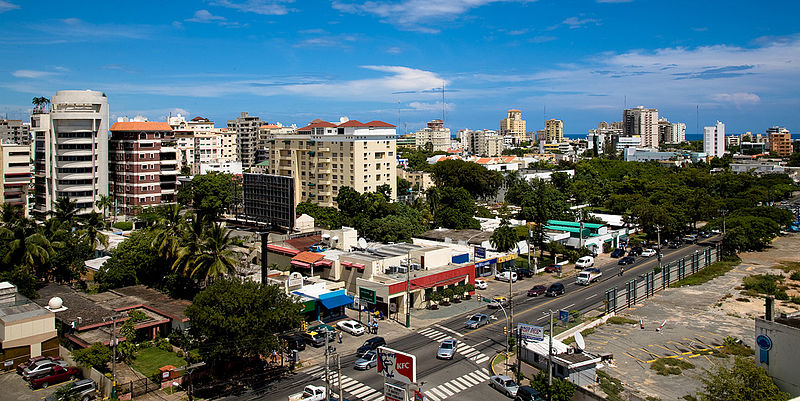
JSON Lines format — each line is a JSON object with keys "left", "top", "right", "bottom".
{"left": 755, "top": 318, "right": 800, "bottom": 397}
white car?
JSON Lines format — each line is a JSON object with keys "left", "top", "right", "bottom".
{"left": 474, "top": 279, "right": 487, "bottom": 290}
{"left": 495, "top": 271, "right": 518, "bottom": 282}
{"left": 575, "top": 256, "right": 594, "bottom": 269}
{"left": 336, "top": 320, "right": 366, "bottom": 336}
{"left": 640, "top": 248, "right": 657, "bottom": 257}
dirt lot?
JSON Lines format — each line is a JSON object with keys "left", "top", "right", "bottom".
{"left": 581, "top": 233, "right": 800, "bottom": 400}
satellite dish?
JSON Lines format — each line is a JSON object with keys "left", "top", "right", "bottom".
{"left": 574, "top": 332, "right": 586, "bottom": 351}
{"left": 358, "top": 237, "right": 368, "bottom": 249}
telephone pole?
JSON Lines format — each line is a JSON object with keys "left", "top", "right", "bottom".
{"left": 548, "top": 309, "right": 554, "bottom": 401}
{"left": 337, "top": 353, "right": 343, "bottom": 401}
{"left": 324, "top": 328, "right": 331, "bottom": 400}
{"left": 104, "top": 314, "right": 124, "bottom": 399}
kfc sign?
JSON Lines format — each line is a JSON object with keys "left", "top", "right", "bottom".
{"left": 376, "top": 346, "right": 417, "bottom": 385}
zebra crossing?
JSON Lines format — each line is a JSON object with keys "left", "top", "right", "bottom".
{"left": 417, "top": 327, "right": 490, "bottom": 364}
{"left": 321, "top": 371, "right": 383, "bottom": 401}
{"left": 422, "top": 368, "right": 490, "bottom": 401}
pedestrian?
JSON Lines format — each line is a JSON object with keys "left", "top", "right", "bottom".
{"left": 373, "top": 321, "right": 379, "bottom": 335}
{"left": 270, "top": 350, "right": 277, "bottom": 364}
{"left": 337, "top": 331, "right": 343, "bottom": 344}
{"left": 69, "top": 321, "right": 75, "bottom": 334}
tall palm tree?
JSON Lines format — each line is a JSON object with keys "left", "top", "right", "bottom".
{"left": 188, "top": 223, "right": 240, "bottom": 281}
{"left": 1, "top": 203, "right": 25, "bottom": 226}
{"left": 0, "top": 223, "right": 53, "bottom": 269}
{"left": 172, "top": 215, "right": 208, "bottom": 276}
{"left": 95, "top": 194, "right": 112, "bottom": 228}
{"left": 51, "top": 197, "right": 79, "bottom": 227}
{"left": 79, "top": 212, "right": 109, "bottom": 251}
{"left": 152, "top": 205, "right": 184, "bottom": 262}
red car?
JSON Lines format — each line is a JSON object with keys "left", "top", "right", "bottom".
{"left": 527, "top": 285, "right": 547, "bottom": 297}
{"left": 29, "top": 365, "right": 80, "bottom": 389}
{"left": 543, "top": 265, "right": 561, "bottom": 273}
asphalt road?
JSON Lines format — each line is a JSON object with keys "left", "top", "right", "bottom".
{"left": 240, "top": 238, "right": 719, "bottom": 401}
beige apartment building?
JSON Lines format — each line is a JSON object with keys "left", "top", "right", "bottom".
{"left": 256, "top": 123, "right": 296, "bottom": 165}
{"left": 415, "top": 119, "right": 450, "bottom": 152}
{"left": 500, "top": 109, "right": 527, "bottom": 144}
{"left": 0, "top": 143, "right": 32, "bottom": 216}
{"left": 169, "top": 115, "right": 239, "bottom": 174}
{"left": 768, "top": 127, "right": 791, "bottom": 157}
{"left": 544, "top": 119, "right": 564, "bottom": 143}
{"left": 461, "top": 129, "right": 504, "bottom": 157}
{"left": 268, "top": 118, "right": 397, "bottom": 208}
{"left": 0, "top": 119, "right": 31, "bottom": 145}
{"left": 623, "top": 106, "right": 659, "bottom": 148}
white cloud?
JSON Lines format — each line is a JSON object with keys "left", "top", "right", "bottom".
{"left": 711, "top": 92, "right": 761, "bottom": 106}
{"left": 13, "top": 69, "right": 58, "bottom": 78}
{"left": 32, "top": 18, "right": 154, "bottom": 40}
{"left": 187, "top": 9, "right": 227, "bottom": 23}
{"left": 596, "top": 0, "right": 632, "bottom": 3}
{"left": 294, "top": 33, "right": 358, "bottom": 48}
{"left": 562, "top": 16, "right": 600, "bottom": 29}
{"left": 0, "top": 1, "right": 18, "bottom": 13}
{"left": 210, "top": 0, "right": 294, "bottom": 15}
{"left": 385, "top": 46, "right": 403, "bottom": 54}
{"left": 407, "top": 101, "right": 454, "bottom": 112}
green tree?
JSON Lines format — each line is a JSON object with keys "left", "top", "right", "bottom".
{"left": 95, "top": 194, "right": 113, "bottom": 227}
{"left": 190, "top": 172, "right": 236, "bottom": 219}
{"left": 429, "top": 187, "right": 480, "bottom": 229}
{"left": 95, "top": 229, "right": 168, "bottom": 291}
{"left": 72, "top": 342, "right": 112, "bottom": 370}
{"left": 51, "top": 197, "right": 79, "bottom": 227}
{"left": 187, "top": 223, "right": 240, "bottom": 281}
{"left": 185, "top": 278, "right": 303, "bottom": 366}
{"left": 397, "top": 177, "right": 413, "bottom": 196}
{"left": 116, "top": 320, "right": 137, "bottom": 363}
{"left": 151, "top": 204, "right": 185, "bottom": 263}
{"left": 697, "top": 357, "right": 788, "bottom": 401}
{"left": 430, "top": 159, "right": 502, "bottom": 199}
{"left": 490, "top": 222, "right": 517, "bottom": 253}
{"left": 530, "top": 370, "right": 577, "bottom": 401}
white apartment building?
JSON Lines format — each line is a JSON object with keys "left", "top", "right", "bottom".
{"left": 461, "top": 129, "right": 504, "bottom": 157}
{"left": 32, "top": 90, "right": 108, "bottom": 215}
{"left": 414, "top": 119, "right": 450, "bottom": 152}
{"left": 725, "top": 135, "right": 741, "bottom": 148}
{"left": 227, "top": 112, "right": 263, "bottom": 168}
{"left": 624, "top": 106, "right": 659, "bottom": 148}
{"left": 704, "top": 121, "right": 726, "bottom": 158}
{"left": 168, "top": 115, "right": 239, "bottom": 174}
{"left": 0, "top": 119, "right": 31, "bottom": 145}
{"left": 0, "top": 143, "right": 32, "bottom": 216}
{"left": 267, "top": 118, "right": 397, "bottom": 208}
{"left": 671, "top": 122, "right": 686, "bottom": 143}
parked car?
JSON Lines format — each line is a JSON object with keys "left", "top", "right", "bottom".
{"left": 45, "top": 378, "right": 97, "bottom": 401}
{"left": 17, "top": 356, "right": 60, "bottom": 375}
{"left": 515, "top": 268, "right": 534, "bottom": 278}
{"left": 489, "top": 375, "right": 519, "bottom": 398}
{"left": 489, "top": 296, "right": 509, "bottom": 308}
{"left": 29, "top": 365, "right": 80, "bottom": 389}
{"left": 543, "top": 264, "right": 561, "bottom": 273}
{"left": 629, "top": 246, "right": 644, "bottom": 256}
{"left": 618, "top": 256, "right": 636, "bottom": 265}
{"left": 610, "top": 248, "right": 626, "bottom": 258}
{"left": 281, "top": 333, "right": 306, "bottom": 352}
{"left": 575, "top": 256, "right": 594, "bottom": 269}
{"left": 336, "top": 320, "right": 366, "bottom": 336}
{"left": 495, "top": 271, "right": 518, "bottom": 282}
{"left": 682, "top": 234, "right": 698, "bottom": 244}
{"left": 354, "top": 350, "right": 378, "bottom": 370}
{"left": 356, "top": 337, "right": 386, "bottom": 355}
{"left": 465, "top": 313, "right": 490, "bottom": 329}
{"left": 22, "top": 359, "right": 68, "bottom": 380}
{"left": 437, "top": 339, "right": 458, "bottom": 360}
{"left": 699, "top": 230, "right": 712, "bottom": 238}
{"left": 640, "top": 248, "right": 657, "bottom": 257}
{"left": 515, "top": 385, "right": 546, "bottom": 401}
{"left": 474, "top": 279, "right": 488, "bottom": 290}
{"left": 668, "top": 240, "right": 682, "bottom": 249}
{"left": 302, "top": 329, "right": 336, "bottom": 347}
{"left": 527, "top": 285, "right": 547, "bottom": 297}
{"left": 545, "top": 283, "right": 565, "bottom": 297}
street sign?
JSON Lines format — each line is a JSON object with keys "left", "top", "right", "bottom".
{"left": 385, "top": 382, "right": 407, "bottom": 401}
{"left": 518, "top": 323, "right": 545, "bottom": 342}
{"left": 377, "top": 346, "right": 417, "bottom": 385}
{"left": 360, "top": 287, "right": 376, "bottom": 304}
{"left": 414, "top": 389, "right": 426, "bottom": 401}
{"left": 559, "top": 310, "right": 569, "bottom": 323}
{"left": 474, "top": 246, "right": 486, "bottom": 260}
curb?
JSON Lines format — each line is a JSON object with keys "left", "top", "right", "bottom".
{"left": 554, "top": 312, "right": 616, "bottom": 342}
{"left": 489, "top": 352, "right": 505, "bottom": 376}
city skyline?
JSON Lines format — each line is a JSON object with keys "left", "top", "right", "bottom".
{"left": 0, "top": 1, "right": 799, "bottom": 136}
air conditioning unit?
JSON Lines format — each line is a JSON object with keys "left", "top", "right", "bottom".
{"left": 397, "top": 266, "right": 408, "bottom": 274}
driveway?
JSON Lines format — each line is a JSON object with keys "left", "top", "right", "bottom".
{"left": 0, "top": 371, "right": 60, "bottom": 401}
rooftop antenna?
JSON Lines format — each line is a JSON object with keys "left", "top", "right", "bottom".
{"left": 441, "top": 81, "right": 446, "bottom": 127}
{"left": 624, "top": 95, "right": 627, "bottom": 109}
{"left": 696, "top": 105, "right": 700, "bottom": 137}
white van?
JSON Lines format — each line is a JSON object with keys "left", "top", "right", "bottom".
{"left": 575, "top": 256, "right": 594, "bottom": 269}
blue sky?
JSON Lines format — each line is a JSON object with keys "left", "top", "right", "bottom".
{"left": 1, "top": 0, "right": 799, "bottom": 137}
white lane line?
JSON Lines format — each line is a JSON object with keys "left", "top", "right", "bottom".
{"left": 473, "top": 339, "right": 492, "bottom": 346}
{"left": 445, "top": 381, "right": 465, "bottom": 392}
{"left": 419, "top": 327, "right": 435, "bottom": 334}
{"left": 363, "top": 394, "right": 383, "bottom": 401}
{"left": 586, "top": 294, "right": 598, "bottom": 300}
{"left": 424, "top": 392, "right": 441, "bottom": 401}
{"left": 481, "top": 368, "right": 490, "bottom": 375}
{"left": 350, "top": 386, "right": 375, "bottom": 397}
{"left": 453, "top": 377, "right": 471, "bottom": 390}
{"left": 564, "top": 303, "right": 575, "bottom": 309}
{"left": 470, "top": 370, "right": 488, "bottom": 381}
{"left": 435, "top": 324, "right": 465, "bottom": 338}
{"left": 437, "top": 385, "right": 454, "bottom": 397}
{"left": 475, "top": 356, "right": 489, "bottom": 364}
{"left": 462, "top": 349, "right": 478, "bottom": 357}
{"left": 429, "top": 387, "right": 447, "bottom": 399}
{"left": 459, "top": 375, "right": 478, "bottom": 386}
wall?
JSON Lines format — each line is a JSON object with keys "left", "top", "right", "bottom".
{"left": 755, "top": 318, "right": 800, "bottom": 396}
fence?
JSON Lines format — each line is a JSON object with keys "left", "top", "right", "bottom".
{"left": 121, "top": 376, "right": 168, "bottom": 399}
{"left": 603, "top": 242, "right": 723, "bottom": 314}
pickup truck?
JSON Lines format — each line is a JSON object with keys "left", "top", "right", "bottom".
{"left": 288, "top": 385, "right": 326, "bottom": 401}
{"left": 29, "top": 365, "right": 80, "bottom": 389}
{"left": 576, "top": 268, "right": 602, "bottom": 285}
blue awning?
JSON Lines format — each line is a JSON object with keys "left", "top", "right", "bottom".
{"left": 320, "top": 294, "right": 353, "bottom": 309}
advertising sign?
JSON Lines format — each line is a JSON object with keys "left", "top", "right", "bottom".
{"left": 518, "top": 323, "right": 545, "bottom": 342}
{"left": 559, "top": 310, "right": 569, "bottom": 323}
{"left": 475, "top": 258, "right": 497, "bottom": 269}
{"left": 474, "top": 246, "right": 486, "bottom": 260}
{"left": 360, "top": 287, "right": 377, "bottom": 303}
{"left": 414, "top": 389, "right": 425, "bottom": 401}
{"left": 377, "top": 346, "right": 417, "bottom": 385}
{"left": 385, "top": 382, "right": 407, "bottom": 401}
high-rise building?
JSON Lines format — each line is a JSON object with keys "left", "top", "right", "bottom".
{"left": 544, "top": 119, "right": 564, "bottom": 143}
{"left": 623, "top": 106, "right": 659, "bottom": 148}
{"left": 0, "top": 143, "right": 32, "bottom": 216}
{"left": 461, "top": 129, "right": 503, "bottom": 157}
{"left": 109, "top": 121, "right": 178, "bottom": 217}
{"left": 0, "top": 119, "right": 31, "bottom": 145}
{"left": 32, "top": 90, "right": 109, "bottom": 216}
{"left": 657, "top": 118, "right": 672, "bottom": 145}
{"left": 255, "top": 123, "right": 294, "bottom": 164}
{"left": 227, "top": 112, "right": 263, "bottom": 168}
{"left": 703, "top": 121, "right": 726, "bottom": 158}
{"left": 671, "top": 122, "right": 686, "bottom": 143}
{"left": 500, "top": 109, "right": 526, "bottom": 144}
{"left": 415, "top": 119, "right": 451, "bottom": 152}
{"left": 767, "top": 126, "right": 791, "bottom": 157}
{"left": 267, "top": 118, "right": 397, "bottom": 208}
{"left": 169, "top": 115, "right": 238, "bottom": 174}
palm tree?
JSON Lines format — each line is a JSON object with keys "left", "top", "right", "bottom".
{"left": 187, "top": 223, "right": 240, "bottom": 282}
{"left": 0, "top": 224, "right": 53, "bottom": 269}
{"left": 51, "top": 197, "right": 79, "bottom": 227}
{"left": 490, "top": 222, "right": 518, "bottom": 253}
{"left": 151, "top": 205, "right": 184, "bottom": 262}
{"left": 95, "top": 194, "right": 112, "bottom": 228}
{"left": 172, "top": 215, "right": 208, "bottom": 276}
{"left": 1, "top": 203, "right": 25, "bottom": 226}
{"left": 78, "top": 212, "right": 108, "bottom": 251}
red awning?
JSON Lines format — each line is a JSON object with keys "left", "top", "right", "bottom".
{"left": 314, "top": 260, "right": 332, "bottom": 267}
{"left": 290, "top": 260, "right": 310, "bottom": 268}
{"left": 341, "top": 261, "right": 353, "bottom": 267}
{"left": 268, "top": 244, "right": 299, "bottom": 256}
{"left": 352, "top": 263, "right": 366, "bottom": 270}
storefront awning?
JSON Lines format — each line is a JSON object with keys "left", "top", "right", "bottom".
{"left": 341, "top": 261, "right": 353, "bottom": 267}
{"left": 314, "top": 259, "right": 332, "bottom": 267}
{"left": 320, "top": 294, "right": 353, "bottom": 309}
{"left": 291, "top": 260, "right": 311, "bottom": 268}
{"left": 351, "top": 263, "right": 366, "bottom": 270}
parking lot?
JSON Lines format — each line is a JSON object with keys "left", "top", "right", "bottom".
{"left": 0, "top": 370, "right": 61, "bottom": 401}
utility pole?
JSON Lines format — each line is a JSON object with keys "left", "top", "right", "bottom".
{"left": 105, "top": 314, "right": 123, "bottom": 399}
{"left": 527, "top": 225, "right": 532, "bottom": 272}
{"left": 324, "top": 328, "right": 330, "bottom": 400}
{"left": 337, "top": 353, "right": 343, "bottom": 401}
{"left": 516, "top": 325, "right": 523, "bottom": 382}
{"left": 547, "top": 309, "right": 554, "bottom": 401}
{"left": 406, "top": 250, "right": 411, "bottom": 328}
{"left": 260, "top": 231, "right": 269, "bottom": 285}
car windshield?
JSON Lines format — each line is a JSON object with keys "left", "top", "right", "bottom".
{"left": 363, "top": 351, "right": 375, "bottom": 359}
{"left": 440, "top": 342, "right": 454, "bottom": 349}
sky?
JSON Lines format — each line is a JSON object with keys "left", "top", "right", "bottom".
{"left": 1, "top": 0, "right": 799, "bottom": 137}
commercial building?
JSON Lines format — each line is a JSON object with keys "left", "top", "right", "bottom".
{"left": 32, "top": 90, "right": 109, "bottom": 215}
{"left": 544, "top": 119, "right": 564, "bottom": 143}
{"left": 611, "top": 134, "right": 642, "bottom": 152}
{"left": 500, "top": 109, "right": 526, "bottom": 144}
{"left": 0, "top": 282, "right": 58, "bottom": 371}
{"left": 109, "top": 121, "right": 178, "bottom": 217}
{"left": 267, "top": 118, "right": 397, "bottom": 208}
{"left": 415, "top": 119, "right": 450, "bottom": 152}
{"left": 227, "top": 112, "right": 263, "bottom": 168}
{"left": 755, "top": 305, "right": 800, "bottom": 396}
{"left": 0, "top": 143, "right": 32, "bottom": 216}
{"left": 0, "top": 119, "right": 31, "bottom": 145}
{"left": 623, "top": 106, "right": 659, "bottom": 148}
{"left": 461, "top": 129, "right": 504, "bottom": 157}
{"left": 703, "top": 121, "right": 726, "bottom": 158}
{"left": 767, "top": 127, "right": 791, "bottom": 157}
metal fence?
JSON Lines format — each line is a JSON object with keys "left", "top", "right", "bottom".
{"left": 604, "top": 243, "right": 723, "bottom": 314}
{"left": 121, "top": 376, "right": 165, "bottom": 398}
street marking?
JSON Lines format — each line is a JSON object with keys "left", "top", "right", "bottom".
{"left": 586, "top": 294, "right": 598, "bottom": 300}
{"left": 624, "top": 352, "right": 648, "bottom": 363}
{"left": 435, "top": 324, "right": 465, "bottom": 338}
{"left": 564, "top": 303, "right": 575, "bottom": 309}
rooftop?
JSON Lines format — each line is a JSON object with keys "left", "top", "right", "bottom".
{"left": 110, "top": 122, "right": 173, "bottom": 132}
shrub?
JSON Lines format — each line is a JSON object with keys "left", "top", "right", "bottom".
{"left": 157, "top": 338, "right": 173, "bottom": 352}
{"left": 650, "top": 357, "right": 695, "bottom": 376}
{"left": 790, "top": 271, "right": 800, "bottom": 281}
{"left": 127, "top": 309, "right": 148, "bottom": 322}
{"left": 176, "top": 350, "right": 184, "bottom": 358}
{"left": 607, "top": 316, "right": 638, "bottom": 325}
{"left": 113, "top": 221, "right": 133, "bottom": 230}
{"left": 742, "top": 274, "right": 783, "bottom": 296}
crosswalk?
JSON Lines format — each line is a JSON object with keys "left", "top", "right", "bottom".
{"left": 316, "top": 370, "right": 383, "bottom": 401}
{"left": 423, "top": 368, "right": 490, "bottom": 401}
{"left": 417, "top": 327, "right": 490, "bottom": 364}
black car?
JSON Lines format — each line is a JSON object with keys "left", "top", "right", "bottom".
{"left": 515, "top": 385, "right": 546, "bottom": 401}
{"left": 668, "top": 240, "right": 682, "bottom": 249}
{"left": 281, "top": 334, "right": 306, "bottom": 352}
{"left": 618, "top": 256, "right": 635, "bottom": 265}
{"left": 610, "top": 248, "right": 626, "bottom": 258}
{"left": 629, "top": 246, "right": 643, "bottom": 256}
{"left": 545, "top": 283, "right": 565, "bottom": 297}
{"left": 515, "top": 268, "right": 534, "bottom": 278}
{"left": 698, "top": 230, "right": 712, "bottom": 238}
{"left": 356, "top": 337, "right": 386, "bottom": 355}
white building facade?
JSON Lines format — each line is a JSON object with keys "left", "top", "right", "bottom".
{"left": 703, "top": 121, "right": 726, "bottom": 158}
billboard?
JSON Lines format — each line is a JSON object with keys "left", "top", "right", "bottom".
{"left": 242, "top": 173, "right": 295, "bottom": 230}
{"left": 474, "top": 246, "right": 486, "bottom": 259}
{"left": 385, "top": 382, "right": 407, "bottom": 401}
{"left": 518, "top": 323, "right": 545, "bottom": 342}
{"left": 377, "top": 346, "right": 417, "bottom": 385}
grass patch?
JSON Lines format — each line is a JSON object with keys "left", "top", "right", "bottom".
{"left": 596, "top": 370, "right": 625, "bottom": 401}
{"left": 720, "top": 337, "right": 754, "bottom": 357}
{"left": 650, "top": 357, "right": 695, "bottom": 376}
{"left": 646, "top": 397, "right": 662, "bottom": 401}
{"left": 736, "top": 297, "right": 750, "bottom": 302}
{"left": 670, "top": 257, "right": 740, "bottom": 287}
{"left": 607, "top": 316, "right": 638, "bottom": 325}
{"left": 743, "top": 274, "right": 790, "bottom": 300}
{"left": 130, "top": 346, "right": 187, "bottom": 378}
{"left": 777, "top": 261, "right": 800, "bottom": 274}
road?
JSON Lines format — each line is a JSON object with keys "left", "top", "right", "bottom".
{"left": 239, "top": 238, "right": 718, "bottom": 401}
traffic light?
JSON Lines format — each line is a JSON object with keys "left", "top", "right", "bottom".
{"left": 477, "top": 295, "right": 482, "bottom": 303}
{"left": 503, "top": 326, "right": 508, "bottom": 335}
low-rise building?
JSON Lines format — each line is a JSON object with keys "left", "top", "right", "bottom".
{"left": 396, "top": 168, "right": 434, "bottom": 191}
{"left": 520, "top": 335, "right": 602, "bottom": 387}
{"left": 767, "top": 127, "right": 791, "bottom": 157}
{"left": 0, "top": 282, "right": 58, "bottom": 370}
{"left": 755, "top": 305, "right": 800, "bottom": 396}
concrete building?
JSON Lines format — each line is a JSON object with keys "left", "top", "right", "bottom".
{"left": 0, "top": 143, "right": 32, "bottom": 216}
{"left": 396, "top": 133, "right": 417, "bottom": 151}
{"left": 500, "top": 109, "right": 526, "bottom": 144}
{"left": 755, "top": 308, "right": 800, "bottom": 396}
{"left": 544, "top": 119, "right": 564, "bottom": 143}
{"left": 109, "top": 121, "right": 178, "bottom": 217}
{"left": 623, "top": 106, "right": 659, "bottom": 148}
{"left": 767, "top": 127, "right": 791, "bottom": 157}
{"left": 396, "top": 168, "right": 434, "bottom": 191}
{"left": 462, "top": 129, "right": 504, "bottom": 157}
{"left": 32, "top": 90, "right": 109, "bottom": 216}
{"left": 169, "top": 116, "right": 239, "bottom": 175}
{"left": 267, "top": 118, "right": 397, "bottom": 208}
{"left": 671, "top": 122, "right": 686, "bottom": 143}
{"left": 227, "top": 112, "right": 263, "bottom": 168}
{"left": 611, "top": 134, "right": 642, "bottom": 152}
{"left": 703, "top": 121, "right": 726, "bottom": 158}
{"left": 256, "top": 124, "right": 295, "bottom": 164}
{"left": 219, "top": 128, "right": 238, "bottom": 162}
{"left": 0, "top": 119, "right": 31, "bottom": 145}
{"left": 726, "top": 135, "right": 741, "bottom": 148}
{"left": 415, "top": 119, "right": 450, "bottom": 152}
{"left": 0, "top": 282, "right": 58, "bottom": 370}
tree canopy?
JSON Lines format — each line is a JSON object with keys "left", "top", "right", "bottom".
{"left": 696, "top": 357, "right": 788, "bottom": 401}
{"left": 430, "top": 159, "right": 502, "bottom": 200}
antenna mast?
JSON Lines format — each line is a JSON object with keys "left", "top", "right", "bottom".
{"left": 441, "top": 81, "right": 446, "bottom": 126}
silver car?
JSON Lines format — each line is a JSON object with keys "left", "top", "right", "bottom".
{"left": 490, "top": 375, "right": 519, "bottom": 397}
{"left": 437, "top": 339, "right": 457, "bottom": 360}
{"left": 22, "top": 359, "right": 67, "bottom": 380}
{"left": 465, "top": 313, "right": 489, "bottom": 329}
{"left": 354, "top": 350, "right": 377, "bottom": 370}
